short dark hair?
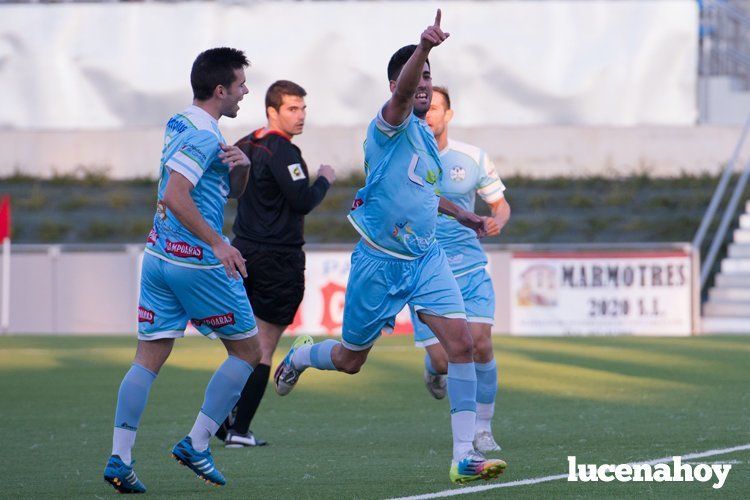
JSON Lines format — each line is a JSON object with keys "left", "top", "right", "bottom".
{"left": 265, "top": 80, "right": 307, "bottom": 114}
{"left": 432, "top": 86, "right": 451, "bottom": 109}
{"left": 387, "top": 44, "right": 430, "bottom": 82}
{"left": 191, "top": 47, "right": 249, "bottom": 101}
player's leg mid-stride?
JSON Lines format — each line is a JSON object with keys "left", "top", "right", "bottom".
{"left": 274, "top": 315, "right": 506, "bottom": 483}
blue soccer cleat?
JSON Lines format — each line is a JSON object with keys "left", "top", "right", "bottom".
{"left": 171, "top": 436, "right": 226, "bottom": 486}
{"left": 103, "top": 455, "right": 146, "bottom": 494}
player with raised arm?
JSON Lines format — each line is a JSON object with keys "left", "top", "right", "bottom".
{"left": 410, "top": 86, "right": 511, "bottom": 453}
{"left": 103, "top": 48, "right": 260, "bottom": 493}
{"left": 273, "top": 11, "right": 507, "bottom": 484}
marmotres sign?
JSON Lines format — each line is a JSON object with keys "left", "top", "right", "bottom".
{"left": 510, "top": 250, "right": 692, "bottom": 335}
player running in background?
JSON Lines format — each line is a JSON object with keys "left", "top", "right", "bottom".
{"left": 273, "top": 11, "right": 507, "bottom": 484}
{"left": 103, "top": 48, "right": 260, "bottom": 493}
{"left": 410, "top": 86, "right": 511, "bottom": 453}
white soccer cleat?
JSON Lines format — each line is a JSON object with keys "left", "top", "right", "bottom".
{"left": 274, "top": 335, "right": 313, "bottom": 396}
{"left": 473, "top": 430, "right": 502, "bottom": 452}
{"left": 423, "top": 369, "right": 447, "bottom": 399}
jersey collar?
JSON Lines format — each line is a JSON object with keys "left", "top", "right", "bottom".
{"left": 187, "top": 104, "right": 219, "bottom": 125}
{"left": 253, "top": 128, "right": 292, "bottom": 141}
{"left": 438, "top": 139, "right": 453, "bottom": 156}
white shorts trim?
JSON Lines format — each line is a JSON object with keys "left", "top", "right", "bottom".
{"left": 341, "top": 337, "right": 377, "bottom": 352}
{"left": 138, "top": 329, "right": 184, "bottom": 341}
{"left": 453, "top": 265, "right": 486, "bottom": 278}
{"left": 415, "top": 337, "right": 441, "bottom": 348}
{"left": 467, "top": 316, "right": 494, "bottom": 325}
{"left": 211, "top": 326, "right": 259, "bottom": 341}
{"left": 413, "top": 305, "right": 467, "bottom": 321}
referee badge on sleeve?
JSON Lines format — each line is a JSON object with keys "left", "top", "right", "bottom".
{"left": 288, "top": 163, "right": 306, "bottom": 181}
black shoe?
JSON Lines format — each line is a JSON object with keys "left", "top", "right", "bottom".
{"left": 224, "top": 429, "right": 268, "bottom": 448}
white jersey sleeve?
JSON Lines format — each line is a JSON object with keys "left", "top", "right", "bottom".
{"left": 476, "top": 151, "right": 506, "bottom": 204}
{"left": 165, "top": 129, "right": 219, "bottom": 186}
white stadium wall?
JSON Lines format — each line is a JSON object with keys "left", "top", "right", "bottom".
{"left": 0, "top": 0, "right": 720, "bottom": 178}
{"left": 0, "top": 244, "right": 697, "bottom": 336}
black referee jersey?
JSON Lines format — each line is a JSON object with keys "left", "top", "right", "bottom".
{"left": 233, "top": 129, "right": 330, "bottom": 247}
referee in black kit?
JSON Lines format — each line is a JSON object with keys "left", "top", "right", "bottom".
{"left": 217, "top": 80, "right": 335, "bottom": 447}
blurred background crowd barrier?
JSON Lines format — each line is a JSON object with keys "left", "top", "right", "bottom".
{"left": 3, "top": 0, "right": 742, "bottom": 178}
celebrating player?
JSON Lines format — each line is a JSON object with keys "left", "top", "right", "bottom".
{"left": 103, "top": 48, "right": 260, "bottom": 493}
{"left": 273, "top": 11, "right": 507, "bottom": 484}
{"left": 410, "top": 85, "right": 511, "bottom": 453}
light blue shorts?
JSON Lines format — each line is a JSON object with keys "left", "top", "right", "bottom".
{"left": 341, "top": 240, "right": 465, "bottom": 351}
{"left": 410, "top": 268, "right": 495, "bottom": 347}
{"left": 137, "top": 253, "right": 258, "bottom": 341}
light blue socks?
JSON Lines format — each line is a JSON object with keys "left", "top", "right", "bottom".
{"left": 447, "top": 362, "right": 477, "bottom": 460}
{"left": 114, "top": 363, "right": 157, "bottom": 431}
{"left": 424, "top": 353, "right": 440, "bottom": 375}
{"left": 112, "top": 363, "right": 157, "bottom": 464}
{"left": 293, "top": 339, "right": 339, "bottom": 371}
{"left": 475, "top": 359, "right": 497, "bottom": 404}
{"left": 189, "top": 355, "right": 253, "bottom": 451}
{"left": 475, "top": 359, "right": 498, "bottom": 432}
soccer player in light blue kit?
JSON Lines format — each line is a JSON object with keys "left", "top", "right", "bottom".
{"left": 274, "top": 11, "right": 507, "bottom": 484}
{"left": 103, "top": 48, "right": 261, "bottom": 493}
{"left": 410, "top": 86, "right": 511, "bottom": 453}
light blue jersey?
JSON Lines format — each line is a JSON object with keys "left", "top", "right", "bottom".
{"left": 138, "top": 104, "right": 257, "bottom": 341}
{"left": 436, "top": 139, "right": 506, "bottom": 276}
{"left": 144, "top": 105, "right": 231, "bottom": 268}
{"left": 347, "top": 107, "right": 443, "bottom": 259}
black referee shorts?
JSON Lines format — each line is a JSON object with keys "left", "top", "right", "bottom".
{"left": 232, "top": 238, "right": 305, "bottom": 326}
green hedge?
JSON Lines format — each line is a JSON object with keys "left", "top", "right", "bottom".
{"left": 1, "top": 171, "right": 743, "bottom": 245}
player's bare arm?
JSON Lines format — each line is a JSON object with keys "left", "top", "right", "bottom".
{"left": 382, "top": 9, "right": 450, "bottom": 126}
{"left": 484, "top": 197, "right": 511, "bottom": 236}
{"left": 162, "top": 172, "right": 247, "bottom": 279}
{"left": 438, "top": 196, "right": 487, "bottom": 237}
{"left": 221, "top": 143, "right": 252, "bottom": 198}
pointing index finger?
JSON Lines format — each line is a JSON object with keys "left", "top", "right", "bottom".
{"left": 434, "top": 8, "right": 441, "bottom": 28}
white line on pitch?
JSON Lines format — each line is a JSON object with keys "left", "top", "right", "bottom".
{"left": 389, "top": 443, "right": 750, "bottom": 500}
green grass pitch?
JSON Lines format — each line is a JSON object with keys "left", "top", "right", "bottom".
{"left": 1, "top": 335, "right": 748, "bottom": 498}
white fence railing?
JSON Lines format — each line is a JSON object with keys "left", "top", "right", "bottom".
{"left": 0, "top": 243, "right": 698, "bottom": 336}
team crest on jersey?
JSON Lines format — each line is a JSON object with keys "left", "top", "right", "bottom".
{"left": 165, "top": 240, "right": 204, "bottom": 260}
{"left": 192, "top": 313, "right": 236, "bottom": 329}
{"left": 450, "top": 166, "right": 466, "bottom": 181}
{"left": 287, "top": 163, "right": 306, "bottom": 181}
{"left": 138, "top": 306, "right": 155, "bottom": 324}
